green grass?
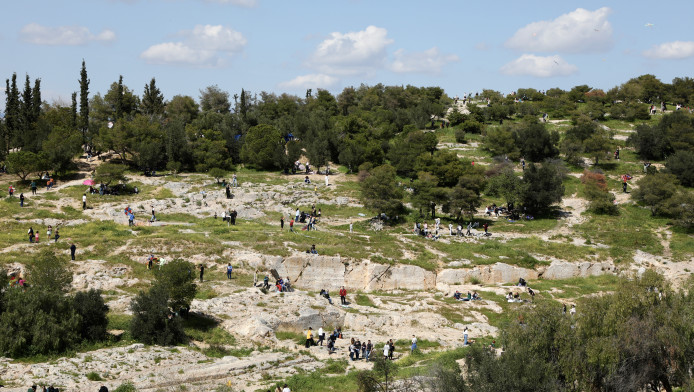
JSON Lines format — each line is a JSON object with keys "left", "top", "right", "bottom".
{"left": 274, "top": 329, "right": 306, "bottom": 346}
{"left": 528, "top": 275, "right": 621, "bottom": 299}
{"left": 355, "top": 293, "right": 377, "bottom": 308}
{"left": 575, "top": 205, "right": 666, "bottom": 262}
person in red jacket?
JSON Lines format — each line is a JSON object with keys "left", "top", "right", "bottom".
{"left": 339, "top": 286, "right": 347, "bottom": 305}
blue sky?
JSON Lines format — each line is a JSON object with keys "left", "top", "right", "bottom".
{"left": 1, "top": 0, "right": 693, "bottom": 108}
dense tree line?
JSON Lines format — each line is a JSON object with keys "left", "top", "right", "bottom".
{"left": 3, "top": 65, "right": 694, "bottom": 220}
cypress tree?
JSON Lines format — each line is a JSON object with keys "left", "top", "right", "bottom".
{"left": 70, "top": 92, "right": 78, "bottom": 130}
{"left": 31, "top": 78, "right": 41, "bottom": 122}
{"left": 239, "top": 88, "right": 247, "bottom": 119}
{"left": 79, "top": 60, "right": 90, "bottom": 141}
{"left": 4, "top": 74, "right": 20, "bottom": 151}
{"left": 115, "top": 75, "right": 124, "bottom": 119}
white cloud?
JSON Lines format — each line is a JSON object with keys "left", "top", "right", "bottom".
{"left": 309, "top": 25, "right": 393, "bottom": 76}
{"left": 643, "top": 41, "right": 694, "bottom": 59}
{"left": 20, "top": 23, "right": 116, "bottom": 46}
{"left": 278, "top": 74, "right": 339, "bottom": 90}
{"left": 500, "top": 54, "right": 578, "bottom": 77}
{"left": 505, "top": 7, "right": 613, "bottom": 53}
{"left": 390, "top": 47, "right": 458, "bottom": 73}
{"left": 140, "top": 25, "right": 246, "bottom": 67}
{"left": 203, "top": 0, "right": 257, "bottom": 6}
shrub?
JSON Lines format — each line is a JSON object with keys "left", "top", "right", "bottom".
{"left": 153, "top": 259, "right": 197, "bottom": 313}
{"left": 455, "top": 129, "right": 466, "bottom": 144}
{"left": 129, "top": 286, "right": 187, "bottom": 346}
{"left": 73, "top": 289, "right": 109, "bottom": 342}
{"left": 86, "top": 372, "right": 103, "bottom": 381}
{"left": 113, "top": 383, "right": 137, "bottom": 392}
{"left": 666, "top": 150, "right": 694, "bottom": 187}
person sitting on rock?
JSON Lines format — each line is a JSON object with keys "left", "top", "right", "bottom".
{"left": 454, "top": 291, "right": 461, "bottom": 300}
{"left": 472, "top": 292, "right": 481, "bottom": 300}
{"left": 284, "top": 277, "right": 292, "bottom": 291}
{"left": 320, "top": 289, "right": 333, "bottom": 304}
{"left": 304, "top": 176, "right": 311, "bottom": 184}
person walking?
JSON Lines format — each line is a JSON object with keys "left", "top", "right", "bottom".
{"left": 339, "top": 286, "right": 347, "bottom": 305}
{"left": 317, "top": 327, "right": 325, "bottom": 346}
{"left": 19, "top": 193, "right": 24, "bottom": 207}
{"left": 30, "top": 181, "right": 37, "bottom": 195}
{"left": 70, "top": 243, "right": 76, "bottom": 260}
{"left": 463, "top": 327, "right": 469, "bottom": 346}
{"left": 199, "top": 264, "right": 205, "bottom": 282}
{"left": 54, "top": 227, "right": 60, "bottom": 242}
{"left": 150, "top": 206, "right": 156, "bottom": 223}
{"left": 28, "top": 227, "right": 34, "bottom": 243}
{"left": 226, "top": 263, "right": 233, "bottom": 279}
{"left": 280, "top": 216, "right": 284, "bottom": 230}
{"left": 289, "top": 218, "right": 294, "bottom": 232}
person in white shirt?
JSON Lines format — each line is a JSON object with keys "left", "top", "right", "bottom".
{"left": 325, "top": 175, "right": 329, "bottom": 186}
{"left": 570, "top": 304, "right": 576, "bottom": 316}
{"left": 82, "top": 194, "right": 87, "bottom": 210}
{"left": 449, "top": 223, "right": 453, "bottom": 235}
{"left": 463, "top": 327, "right": 469, "bottom": 346}
{"left": 282, "top": 384, "right": 291, "bottom": 392}
{"left": 411, "top": 335, "right": 417, "bottom": 352}
{"left": 383, "top": 342, "right": 390, "bottom": 359}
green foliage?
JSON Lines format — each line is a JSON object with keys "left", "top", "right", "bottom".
{"left": 0, "top": 288, "right": 81, "bottom": 357}
{"left": 129, "top": 285, "right": 187, "bottom": 346}
{"left": 513, "top": 120, "right": 558, "bottom": 162}
{"left": 113, "top": 382, "right": 137, "bottom": 392}
{"left": 356, "top": 355, "right": 399, "bottom": 392}
{"left": 486, "top": 169, "right": 525, "bottom": 206}
{"left": 152, "top": 258, "right": 197, "bottom": 312}
{"left": 86, "top": 371, "right": 103, "bottom": 381}
{"left": 360, "top": 164, "right": 404, "bottom": 218}
{"left": 632, "top": 173, "right": 679, "bottom": 216}
{"left": 28, "top": 249, "right": 73, "bottom": 293}
{"left": 73, "top": 289, "right": 109, "bottom": 342}
{"left": 241, "top": 124, "right": 283, "bottom": 170}
{"left": 666, "top": 150, "right": 694, "bottom": 187}
{"left": 94, "top": 163, "right": 127, "bottom": 185}
{"left": 7, "top": 150, "right": 46, "bottom": 180}
{"left": 389, "top": 130, "right": 438, "bottom": 177}
{"left": 630, "top": 111, "right": 694, "bottom": 160}
{"left": 41, "top": 125, "right": 81, "bottom": 174}
{"left": 483, "top": 126, "right": 518, "bottom": 159}
{"left": 454, "top": 129, "right": 466, "bottom": 143}
{"left": 208, "top": 167, "right": 227, "bottom": 183}
{"left": 520, "top": 162, "right": 565, "bottom": 214}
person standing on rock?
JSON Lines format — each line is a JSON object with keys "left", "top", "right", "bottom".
{"left": 366, "top": 340, "right": 372, "bottom": 361}
{"left": 150, "top": 206, "right": 156, "bottom": 223}
{"left": 305, "top": 327, "right": 315, "bottom": 348}
{"left": 226, "top": 263, "right": 233, "bottom": 279}
{"left": 325, "top": 174, "right": 329, "bottom": 187}
{"left": 82, "top": 193, "right": 87, "bottom": 210}
{"left": 199, "top": 264, "right": 205, "bottom": 282}
{"left": 339, "top": 286, "right": 347, "bottom": 305}
{"left": 54, "top": 227, "right": 60, "bottom": 242}
{"left": 232, "top": 173, "right": 238, "bottom": 187}
{"left": 280, "top": 216, "right": 284, "bottom": 230}
{"left": 31, "top": 181, "right": 37, "bottom": 195}
{"left": 19, "top": 192, "right": 25, "bottom": 207}
{"left": 70, "top": 243, "right": 76, "bottom": 261}
{"left": 317, "top": 327, "right": 325, "bottom": 346}
{"left": 28, "top": 227, "right": 34, "bottom": 243}
{"left": 389, "top": 339, "right": 395, "bottom": 360}
{"left": 463, "top": 327, "right": 469, "bottom": 346}
{"left": 289, "top": 218, "right": 294, "bottom": 232}
{"left": 411, "top": 335, "right": 417, "bottom": 353}
{"left": 383, "top": 341, "right": 390, "bottom": 359}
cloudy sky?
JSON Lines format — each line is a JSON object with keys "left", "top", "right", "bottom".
{"left": 1, "top": 0, "right": 692, "bottom": 108}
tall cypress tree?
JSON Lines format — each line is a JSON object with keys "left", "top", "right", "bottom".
{"left": 142, "top": 77, "right": 164, "bottom": 116}
{"left": 21, "top": 74, "right": 33, "bottom": 128}
{"left": 79, "top": 60, "right": 90, "bottom": 142}
{"left": 239, "top": 88, "right": 247, "bottom": 119}
{"left": 70, "top": 92, "right": 78, "bottom": 130}
{"left": 4, "top": 74, "right": 20, "bottom": 151}
{"left": 32, "top": 78, "right": 41, "bottom": 122}
{"left": 115, "top": 75, "right": 124, "bottom": 119}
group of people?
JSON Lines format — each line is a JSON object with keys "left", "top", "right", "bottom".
{"left": 286, "top": 206, "right": 321, "bottom": 232}
{"left": 26, "top": 225, "right": 60, "bottom": 243}
{"left": 221, "top": 209, "right": 238, "bottom": 224}
{"left": 415, "top": 220, "right": 489, "bottom": 238}
{"left": 453, "top": 291, "right": 481, "bottom": 301}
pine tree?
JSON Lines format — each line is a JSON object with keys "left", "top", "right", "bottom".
{"left": 79, "top": 60, "right": 90, "bottom": 141}
{"left": 142, "top": 77, "right": 164, "bottom": 116}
